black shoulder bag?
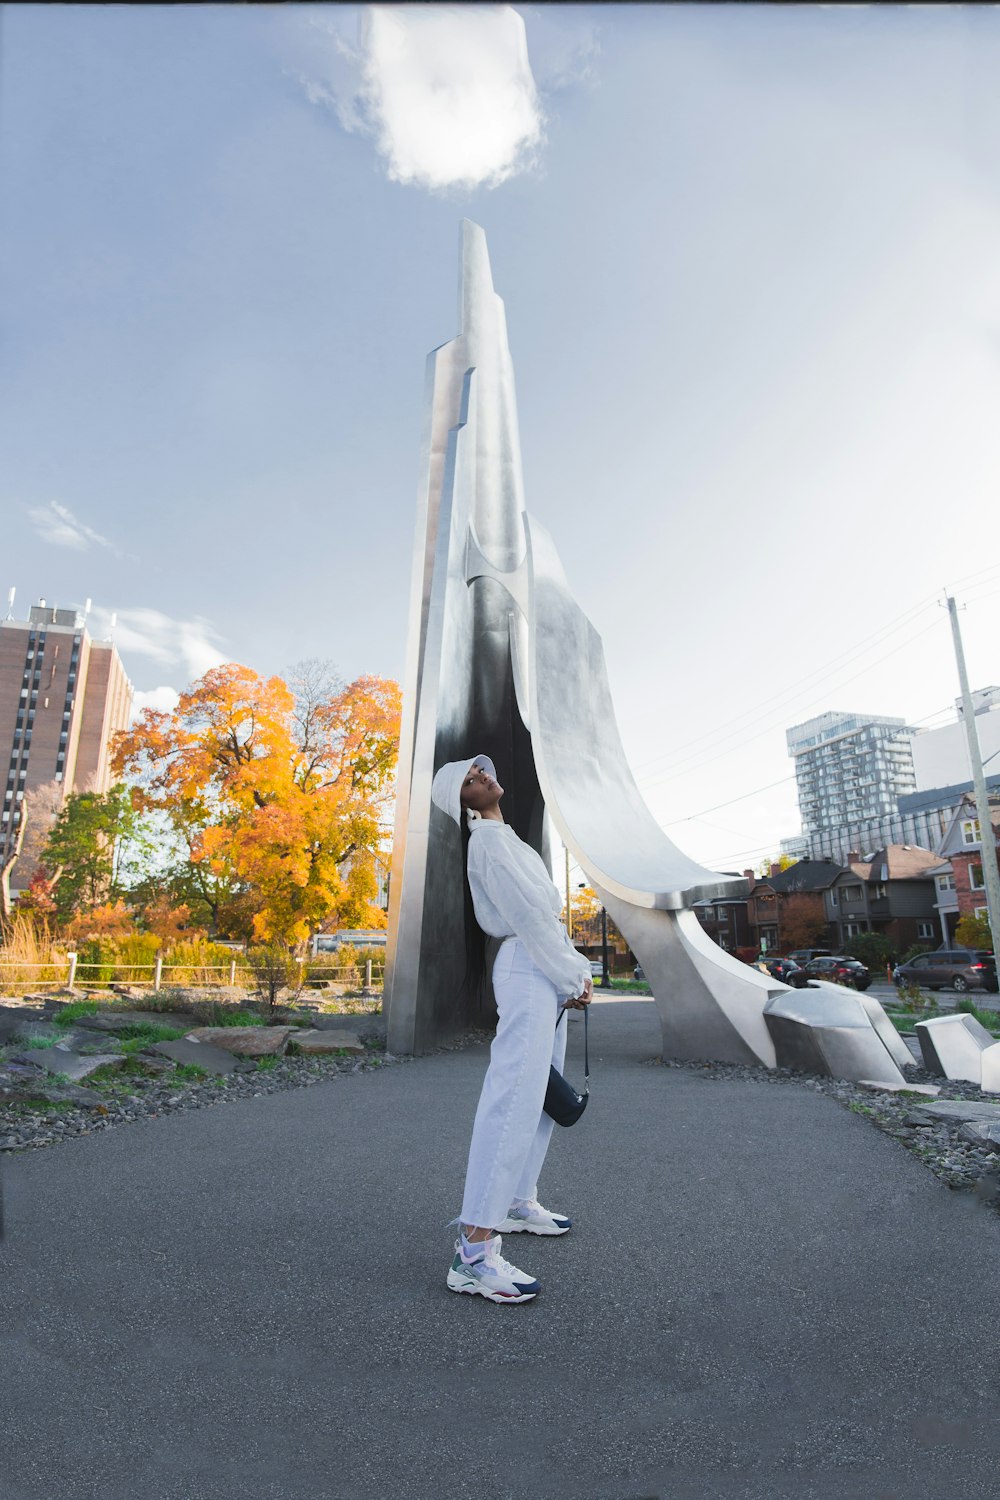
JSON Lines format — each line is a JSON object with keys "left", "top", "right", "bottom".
{"left": 543, "top": 1004, "right": 590, "bottom": 1126}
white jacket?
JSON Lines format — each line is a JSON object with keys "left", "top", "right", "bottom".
{"left": 467, "top": 821, "right": 591, "bottom": 999}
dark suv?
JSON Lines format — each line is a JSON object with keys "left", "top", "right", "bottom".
{"left": 801, "top": 955, "right": 871, "bottom": 991}
{"left": 893, "top": 949, "right": 998, "bottom": 994}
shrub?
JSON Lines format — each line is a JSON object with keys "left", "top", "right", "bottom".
{"left": 246, "top": 945, "right": 301, "bottom": 1011}
{"left": 109, "top": 932, "right": 162, "bottom": 982}
{"left": 843, "top": 933, "right": 894, "bottom": 971}
{"left": 76, "top": 937, "right": 116, "bottom": 985}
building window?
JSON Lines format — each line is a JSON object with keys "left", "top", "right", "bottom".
{"left": 844, "top": 921, "right": 864, "bottom": 937}
{"left": 971, "top": 863, "right": 986, "bottom": 891}
{"left": 962, "top": 819, "right": 981, "bottom": 846}
{"left": 917, "top": 922, "right": 934, "bottom": 938}
{"left": 975, "top": 906, "right": 988, "bottom": 919}
{"left": 937, "top": 874, "right": 956, "bottom": 891}
{"left": 841, "top": 884, "right": 864, "bottom": 902}
{"left": 871, "top": 883, "right": 887, "bottom": 899}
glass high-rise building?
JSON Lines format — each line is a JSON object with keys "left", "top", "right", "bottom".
{"left": 787, "top": 710, "right": 919, "bottom": 858}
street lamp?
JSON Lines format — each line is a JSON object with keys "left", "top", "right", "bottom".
{"left": 579, "top": 882, "right": 610, "bottom": 988}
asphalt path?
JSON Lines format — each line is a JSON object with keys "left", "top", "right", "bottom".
{"left": 2, "top": 997, "right": 1000, "bottom": 1500}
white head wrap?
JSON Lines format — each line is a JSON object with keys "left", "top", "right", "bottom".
{"left": 430, "top": 755, "right": 498, "bottom": 827}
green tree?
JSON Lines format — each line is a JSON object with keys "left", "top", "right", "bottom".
{"left": 41, "top": 784, "right": 149, "bottom": 924}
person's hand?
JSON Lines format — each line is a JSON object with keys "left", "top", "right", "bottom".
{"left": 565, "top": 976, "right": 593, "bottom": 1009}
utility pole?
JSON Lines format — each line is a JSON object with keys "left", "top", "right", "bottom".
{"left": 946, "top": 594, "right": 1000, "bottom": 957}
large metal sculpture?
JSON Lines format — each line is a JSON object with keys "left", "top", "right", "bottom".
{"left": 384, "top": 221, "right": 906, "bottom": 1086}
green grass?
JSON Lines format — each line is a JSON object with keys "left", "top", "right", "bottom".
{"left": 255, "top": 1056, "right": 280, "bottom": 1071}
{"left": 53, "top": 1000, "right": 102, "bottom": 1027}
{"left": 173, "top": 1063, "right": 209, "bottom": 1082}
{"left": 9, "top": 1033, "right": 61, "bottom": 1051}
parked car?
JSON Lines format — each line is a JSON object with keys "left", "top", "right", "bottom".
{"left": 892, "top": 949, "right": 998, "bottom": 994}
{"left": 589, "top": 959, "right": 605, "bottom": 979}
{"left": 757, "top": 956, "right": 808, "bottom": 988}
{"left": 633, "top": 964, "right": 646, "bottom": 982}
{"left": 801, "top": 955, "right": 871, "bottom": 991}
{"left": 787, "top": 948, "right": 831, "bottom": 965}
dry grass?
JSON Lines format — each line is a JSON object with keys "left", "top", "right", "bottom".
{"left": 0, "top": 915, "right": 68, "bottom": 993}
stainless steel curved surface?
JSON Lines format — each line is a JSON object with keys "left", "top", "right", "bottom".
{"left": 764, "top": 984, "right": 908, "bottom": 1086}
{"left": 385, "top": 221, "right": 908, "bottom": 1081}
{"left": 384, "top": 223, "right": 545, "bottom": 1053}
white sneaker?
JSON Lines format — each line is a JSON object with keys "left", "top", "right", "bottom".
{"left": 495, "top": 1198, "right": 572, "bottom": 1236}
{"left": 446, "top": 1234, "right": 541, "bottom": 1302}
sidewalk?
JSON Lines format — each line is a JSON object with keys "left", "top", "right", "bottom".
{"left": 2, "top": 998, "right": 999, "bottom": 1500}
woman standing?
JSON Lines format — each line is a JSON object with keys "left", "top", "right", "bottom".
{"left": 430, "top": 754, "right": 593, "bottom": 1303}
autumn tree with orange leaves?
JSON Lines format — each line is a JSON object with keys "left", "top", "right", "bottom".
{"left": 112, "top": 661, "right": 401, "bottom": 949}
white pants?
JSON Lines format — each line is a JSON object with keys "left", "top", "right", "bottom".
{"left": 460, "top": 937, "right": 568, "bottom": 1229}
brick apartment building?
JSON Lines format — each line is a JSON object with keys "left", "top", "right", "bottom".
{"left": 0, "top": 601, "right": 133, "bottom": 891}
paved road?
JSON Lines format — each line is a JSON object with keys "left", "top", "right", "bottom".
{"left": 2, "top": 998, "right": 999, "bottom": 1500}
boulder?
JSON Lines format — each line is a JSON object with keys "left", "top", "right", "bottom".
{"left": 10, "top": 1048, "right": 128, "bottom": 1082}
{"left": 907, "top": 1099, "right": 1000, "bottom": 1125}
{"left": 182, "top": 1025, "right": 293, "bottom": 1057}
{"left": 289, "top": 1030, "right": 365, "bottom": 1056}
{"left": 146, "top": 1038, "right": 243, "bottom": 1074}
{"left": 71, "top": 1009, "right": 201, "bottom": 1033}
{"left": 857, "top": 1080, "right": 940, "bottom": 1096}
{"left": 958, "top": 1121, "right": 1000, "bottom": 1153}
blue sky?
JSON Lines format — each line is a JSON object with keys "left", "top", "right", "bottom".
{"left": 4, "top": 4, "right": 1000, "bottom": 873}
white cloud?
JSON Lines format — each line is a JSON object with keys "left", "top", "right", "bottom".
{"left": 130, "top": 685, "right": 180, "bottom": 720}
{"left": 87, "top": 606, "right": 227, "bottom": 685}
{"left": 26, "top": 501, "right": 115, "bottom": 553}
{"left": 294, "top": 4, "right": 545, "bottom": 192}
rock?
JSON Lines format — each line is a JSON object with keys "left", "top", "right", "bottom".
{"left": 0, "top": 1061, "right": 50, "bottom": 1081}
{"left": 288, "top": 1029, "right": 365, "bottom": 1056}
{"left": 25, "top": 1083, "right": 109, "bottom": 1110}
{"left": 857, "top": 1080, "right": 941, "bottom": 1096}
{"left": 11, "top": 1049, "right": 127, "bottom": 1082}
{"left": 958, "top": 1121, "right": 1000, "bottom": 1153}
{"left": 911, "top": 1099, "right": 1000, "bottom": 1124}
{"left": 71, "top": 1009, "right": 200, "bottom": 1033}
{"left": 183, "top": 1026, "right": 293, "bottom": 1057}
{"left": 146, "top": 1038, "right": 242, "bottom": 1074}
{"left": 133, "top": 1053, "right": 177, "bottom": 1075}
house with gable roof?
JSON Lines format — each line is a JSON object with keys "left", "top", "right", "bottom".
{"left": 824, "top": 845, "right": 939, "bottom": 951}
{"left": 930, "top": 792, "right": 1000, "bottom": 940}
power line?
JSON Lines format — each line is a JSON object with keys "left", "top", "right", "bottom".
{"left": 630, "top": 562, "right": 1000, "bottom": 782}
{"left": 636, "top": 613, "right": 944, "bottom": 793}
{"left": 660, "top": 774, "right": 796, "bottom": 826}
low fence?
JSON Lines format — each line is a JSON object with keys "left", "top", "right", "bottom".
{"left": 0, "top": 954, "right": 385, "bottom": 994}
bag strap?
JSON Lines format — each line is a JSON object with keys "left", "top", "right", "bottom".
{"left": 557, "top": 1003, "right": 590, "bottom": 1095}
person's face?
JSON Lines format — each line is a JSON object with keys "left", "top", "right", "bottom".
{"left": 459, "top": 762, "right": 503, "bottom": 814}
